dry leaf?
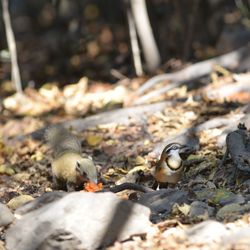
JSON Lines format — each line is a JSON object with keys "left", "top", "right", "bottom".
{"left": 86, "top": 134, "right": 103, "bottom": 146}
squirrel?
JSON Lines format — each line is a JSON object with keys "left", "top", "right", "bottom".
{"left": 45, "top": 126, "right": 98, "bottom": 191}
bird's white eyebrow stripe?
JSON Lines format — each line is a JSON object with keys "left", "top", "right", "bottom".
{"left": 165, "top": 144, "right": 178, "bottom": 153}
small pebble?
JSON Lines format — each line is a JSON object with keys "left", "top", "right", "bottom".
{"left": 7, "top": 195, "right": 34, "bottom": 210}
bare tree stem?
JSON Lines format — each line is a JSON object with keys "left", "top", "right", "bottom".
{"left": 126, "top": 1, "right": 143, "bottom": 76}
{"left": 2, "top": 0, "right": 23, "bottom": 93}
{"left": 131, "top": 0, "right": 160, "bottom": 73}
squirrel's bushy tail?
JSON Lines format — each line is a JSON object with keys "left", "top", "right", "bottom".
{"left": 45, "top": 125, "right": 82, "bottom": 157}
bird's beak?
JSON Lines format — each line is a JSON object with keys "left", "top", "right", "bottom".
{"left": 179, "top": 145, "right": 193, "bottom": 159}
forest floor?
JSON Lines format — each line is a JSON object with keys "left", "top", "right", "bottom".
{"left": 1, "top": 67, "right": 250, "bottom": 249}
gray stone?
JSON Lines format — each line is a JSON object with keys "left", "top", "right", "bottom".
{"left": 188, "top": 201, "right": 215, "bottom": 220}
{"left": 219, "top": 194, "right": 245, "bottom": 206}
{"left": 6, "top": 192, "right": 155, "bottom": 250}
{"left": 138, "top": 189, "right": 189, "bottom": 222}
{"left": 216, "top": 203, "right": 250, "bottom": 221}
{"left": 0, "top": 202, "right": 14, "bottom": 227}
{"left": 185, "top": 220, "right": 250, "bottom": 248}
{"left": 16, "top": 191, "right": 66, "bottom": 216}
{"left": 242, "top": 179, "right": 250, "bottom": 189}
{"left": 194, "top": 188, "right": 240, "bottom": 206}
{"left": 162, "top": 219, "right": 250, "bottom": 249}
{"left": 219, "top": 226, "right": 250, "bottom": 248}
{"left": 186, "top": 220, "right": 229, "bottom": 244}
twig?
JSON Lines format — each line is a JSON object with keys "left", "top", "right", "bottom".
{"left": 1, "top": 0, "right": 23, "bottom": 93}
{"left": 104, "top": 183, "right": 154, "bottom": 193}
{"left": 133, "top": 80, "right": 185, "bottom": 106}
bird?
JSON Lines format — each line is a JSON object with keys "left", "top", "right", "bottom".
{"left": 45, "top": 126, "right": 98, "bottom": 191}
{"left": 152, "top": 142, "right": 190, "bottom": 189}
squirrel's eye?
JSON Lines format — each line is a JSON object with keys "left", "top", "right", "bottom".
{"left": 76, "top": 161, "right": 82, "bottom": 173}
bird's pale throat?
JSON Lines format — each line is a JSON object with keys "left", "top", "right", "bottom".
{"left": 166, "top": 154, "right": 182, "bottom": 170}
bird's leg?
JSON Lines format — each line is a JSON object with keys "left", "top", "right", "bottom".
{"left": 152, "top": 180, "right": 159, "bottom": 190}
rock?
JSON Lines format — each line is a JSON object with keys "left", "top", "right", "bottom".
{"left": 7, "top": 195, "right": 34, "bottom": 210}
{"left": 185, "top": 220, "right": 250, "bottom": 248}
{"left": 216, "top": 203, "right": 250, "bottom": 221}
{"left": 242, "top": 179, "right": 250, "bottom": 190}
{"left": 6, "top": 192, "right": 155, "bottom": 250}
{"left": 186, "top": 220, "right": 229, "bottom": 244}
{"left": 37, "top": 229, "right": 83, "bottom": 250}
{"left": 194, "top": 188, "right": 238, "bottom": 205}
{"left": 188, "top": 201, "right": 215, "bottom": 221}
{"left": 158, "top": 220, "right": 250, "bottom": 250}
{"left": 16, "top": 191, "right": 66, "bottom": 216}
{"left": 138, "top": 189, "right": 189, "bottom": 222}
{"left": 219, "top": 194, "right": 245, "bottom": 206}
{"left": 0, "top": 203, "right": 14, "bottom": 227}
{"left": 220, "top": 225, "right": 250, "bottom": 249}
{"left": 212, "top": 190, "right": 240, "bottom": 205}
{"left": 193, "top": 188, "right": 215, "bottom": 200}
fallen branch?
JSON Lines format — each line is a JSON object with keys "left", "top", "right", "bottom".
{"left": 13, "top": 100, "right": 181, "bottom": 141}
{"left": 134, "top": 43, "right": 250, "bottom": 105}
{"left": 152, "top": 107, "right": 250, "bottom": 157}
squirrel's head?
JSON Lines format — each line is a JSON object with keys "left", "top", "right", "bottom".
{"left": 76, "top": 158, "right": 98, "bottom": 184}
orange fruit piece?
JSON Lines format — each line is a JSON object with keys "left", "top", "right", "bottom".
{"left": 84, "top": 182, "right": 103, "bottom": 192}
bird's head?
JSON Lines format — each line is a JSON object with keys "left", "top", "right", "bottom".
{"left": 160, "top": 143, "right": 190, "bottom": 169}
{"left": 162, "top": 142, "right": 189, "bottom": 157}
